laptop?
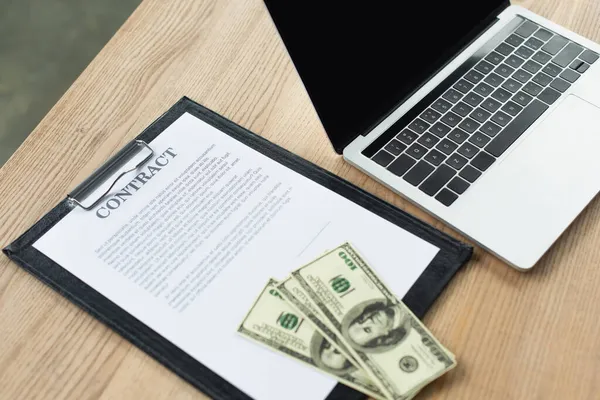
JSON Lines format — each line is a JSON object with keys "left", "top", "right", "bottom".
{"left": 263, "top": 1, "right": 600, "bottom": 271}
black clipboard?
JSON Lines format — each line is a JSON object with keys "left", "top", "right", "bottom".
{"left": 3, "top": 97, "right": 472, "bottom": 400}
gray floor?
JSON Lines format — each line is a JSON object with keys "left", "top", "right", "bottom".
{"left": 0, "top": 0, "right": 141, "bottom": 166}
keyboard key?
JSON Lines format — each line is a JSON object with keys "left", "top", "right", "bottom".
{"left": 471, "top": 152, "right": 496, "bottom": 171}
{"left": 524, "top": 37, "right": 544, "bottom": 50}
{"left": 463, "top": 92, "right": 484, "bottom": 107}
{"left": 512, "top": 69, "right": 533, "bottom": 83}
{"left": 448, "top": 128, "right": 470, "bottom": 144}
{"left": 397, "top": 129, "right": 419, "bottom": 145}
{"left": 542, "top": 35, "right": 568, "bottom": 55}
{"left": 446, "top": 153, "right": 469, "bottom": 170}
{"left": 448, "top": 177, "right": 470, "bottom": 194}
{"left": 560, "top": 68, "right": 580, "bottom": 83}
{"left": 435, "top": 188, "right": 458, "bottom": 206}
{"left": 465, "top": 70, "right": 485, "bottom": 84}
{"left": 495, "top": 42, "right": 514, "bottom": 56}
{"left": 550, "top": 78, "right": 571, "bottom": 93}
{"left": 515, "top": 21, "right": 539, "bottom": 38}
{"left": 424, "top": 149, "right": 446, "bottom": 166}
{"left": 384, "top": 139, "right": 407, "bottom": 156}
{"left": 407, "top": 143, "right": 428, "bottom": 159}
{"left": 453, "top": 79, "right": 474, "bottom": 94}
{"left": 419, "top": 164, "right": 456, "bottom": 196}
{"left": 403, "top": 161, "right": 435, "bottom": 186}
{"left": 570, "top": 59, "right": 584, "bottom": 70}
{"left": 388, "top": 154, "right": 417, "bottom": 177}
{"left": 481, "top": 98, "right": 502, "bottom": 113}
{"left": 470, "top": 107, "right": 492, "bottom": 123}
{"left": 501, "top": 78, "right": 523, "bottom": 93}
{"left": 452, "top": 102, "right": 473, "bottom": 117}
{"left": 523, "top": 81, "right": 544, "bottom": 96}
{"left": 468, "top": 131, "right": 491, "bottom": 148}
{"left": 553, "top": 42, "right": 583, "bottom": 67}
{"left": 432, "top": 98, "right": 453, "bottom": 113}
{"left": 513, "top": 91, "right": 534, "bottom": 106}
{"left": 460, "top": 165, "right": 483, "bottom": 183}
{"left": 408, "top": 119, "right": 430, "bottom": 134}
{"left": 496, "top": 63, "right": 515, "bottom": 77}
{"left": 506, "top": 34, "right": 525, "bottom": 47}
{"left": 532, "top": 51, "right": 552, "bottom": 64}
{"left": 570, "top": 59, "right": 589, "bottom": 73}
{"left": 523, "top": 60, "right": 543, "bottom": 74}
{"left": 542, "top": 63, "right": 562, "bottom": 77}
{"left": 484, "top": 72, "right": 504, "bottom": 87}
{"left": 475, "top": 60, "right": 494, "bottom": 74}
{"left": 480, "top": 121, "right": 502, "bottom": 137}
{"left": 458, "top": 165, "right": 481, "bottom": 183}
{"left": 491, "top": 111, "right": 512, "bottom": 127}
{"left": 417, "top": 133, "right": 440, "bottom": 149}
{"left": 420, "top": 108, "right": 442, "bottom": 123}
{"left": 538, "top": 87, "right": 561, "bottom": 105}
{"left": 437, "top": 139, "right": 458, "bottom": 155}
{"left": 485, "top": 100, "right": 548, "bottom": 157}
{"left": 580, "top": 49, "right": 599, "bottom": 64}
{"left": 491, "top": 88, "right": 512, "bottom": 102}
{"left": 372, "top": 150, "right": 394, "bottom": 167}
{"left": 459, "top": 118, "right": 480, "bottom": 133}
{"left": 474, "top": 82, "right": 494, "bottom": 97}
{"left": 457, "top": 142, "right": 479, "bottom": 159}
{"left": 485, "top": 52, "right": 505, "bottom": 65}
{"left": 534, "top": 29, "right": 553, "bottom": 41}
{"left": 441, "top": 112, "right": 462, "bottom": 127}
{"left": 506, "top": 54, "right": 525, "bottom": 68}
{"left": 515, "top": 46, "right": 534, "bottom": 59}
{"left": 501, "top": 101, "right": 523, "bottom": 116}
{"left": 429, "top": 122, "right": 451, "bottom": 138}
{"left": 577, "top": 62, "right": 590, "bottom": 73}
{"left": 442, "top": 88, "right": 464, "bottom": 103}
{"left": 532, "top": 72, "right": 552, "bottom": 86}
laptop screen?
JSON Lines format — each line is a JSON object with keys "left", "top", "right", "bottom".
{"left": 264, "top": 1, "right": 509, "bottom": 153}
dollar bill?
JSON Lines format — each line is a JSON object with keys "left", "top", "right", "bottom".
{"left": 290, "top": 243, "right": 456, "bottom": 400}
{"left": 238, "top": 279, "right": 387, "bottom": 400}
{"left": 277, "top": 275, "right": 360, "bottom": 368}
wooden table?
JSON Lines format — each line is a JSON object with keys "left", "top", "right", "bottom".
{"left": 1, "top": 1, "right": 600, "bottom": 399}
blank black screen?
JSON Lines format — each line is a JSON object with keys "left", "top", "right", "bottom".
{"left": 264, "top": 1, "right": 508, "bottom": 153}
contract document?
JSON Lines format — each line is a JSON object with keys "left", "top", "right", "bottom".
{"left": 33, "top": 112, "right": 440, "bottom": 400}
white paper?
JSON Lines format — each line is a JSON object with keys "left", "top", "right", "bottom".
{"left": 33, "top": 113, "right": 439, "bottom": 400}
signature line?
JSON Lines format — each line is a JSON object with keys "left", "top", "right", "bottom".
{"left": 297, "top": 221, "right": 331, "bottom": 258}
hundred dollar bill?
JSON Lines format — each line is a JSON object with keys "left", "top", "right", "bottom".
{"left": 291, "top": 243, "right": 456, "bottom": 400}
{"left": 238, "top": 279, "right": 387, "bottom": 400}
{"left": 277, "top": 275, "right": 360, "bottom": 368}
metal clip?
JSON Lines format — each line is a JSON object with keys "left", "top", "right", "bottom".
{"left": 68, "top": 140, "right": 154, "bottom": 210}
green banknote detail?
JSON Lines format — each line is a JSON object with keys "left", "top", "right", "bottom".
{"left": 277, "top": 275, "right": 360, "bottom": 368}
{"left": 291, "top": 243, "right": 456, "bottom": 400}
{"left": 237, "top": 279, "right": 386, "bottom": 400}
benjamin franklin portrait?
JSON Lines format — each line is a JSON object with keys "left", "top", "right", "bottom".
{"left": 310, "top": 332, "right": 355, "bottom": 376}
{"left": 341, "top": 299, "right": 411, "bottom": 353}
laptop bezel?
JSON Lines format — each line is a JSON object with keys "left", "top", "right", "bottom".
{"left": 263, "top": 0, "right": 511, "bottom": 154}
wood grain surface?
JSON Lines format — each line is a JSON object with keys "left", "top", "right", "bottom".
{"left": 1, "top": 1, "right": 600, "bottom": 399}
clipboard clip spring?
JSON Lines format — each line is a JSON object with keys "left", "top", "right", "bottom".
{"left": 68, "top": 140, "right": 155, "bottom": 210}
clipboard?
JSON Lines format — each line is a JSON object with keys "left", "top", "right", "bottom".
{"left": 3, "top": 96, "right": 472, "bottom": 400}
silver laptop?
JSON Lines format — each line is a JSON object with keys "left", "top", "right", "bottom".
{"left": 264, "top": 2, "right": 600, "bottom": 271}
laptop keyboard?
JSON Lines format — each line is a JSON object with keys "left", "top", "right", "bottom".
{"left": 365, "top": 19, "right": 598, "bottom": 207}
